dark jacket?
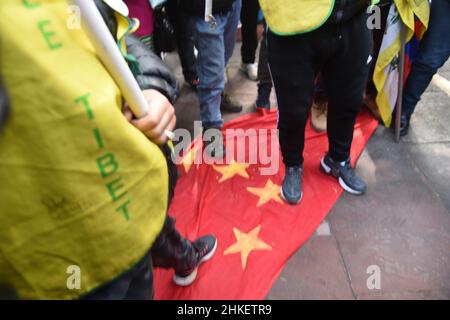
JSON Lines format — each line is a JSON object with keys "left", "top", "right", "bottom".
{"left": 180, "top": 0, "right": 236, "bottom": 17}
{"left": 327, "top": 0, "right": 371, "bottom": 24}
{"left": 95, "top": 0, "right": 179, "bottom": 103}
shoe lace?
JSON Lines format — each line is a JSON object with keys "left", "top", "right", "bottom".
{"left": 194, "top": 242, "right": 209, "bottom": 258}
{"left": 288, "top": 166, "right": 302, "bottom": 181}
{"left": 340, "top": 160, "right": 356, "bottom": 180}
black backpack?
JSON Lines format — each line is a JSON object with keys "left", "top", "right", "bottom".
{"left": 153, "top": 4, "right": 177, "bottom": 53}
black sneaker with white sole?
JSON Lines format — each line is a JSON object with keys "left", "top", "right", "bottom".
{"left": 220, "top": 93, "right": 243, "bottom": 113}
{"left": 320, "top": 154, "right": 367, "bottom": 195}
{"left": 173, "top": 235, "right": 217, "bottom": 286}
{"left": 280, "top": 166, "right": 303, "bottom": 205}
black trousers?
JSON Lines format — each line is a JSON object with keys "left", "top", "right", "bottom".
{"left": 257, "top": 22, "right": 272, "bottom": 92}
{"left": 240, "top": 0, "right": 260, "bottom": 64}
{"left": 268, "top": 11, "right": 372, "bottom": 166}
{"left": 166, "top": 0, "right": 197, "bottom": 81}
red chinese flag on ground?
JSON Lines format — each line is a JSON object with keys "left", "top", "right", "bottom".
{"left": 154, "top": 110, "right": 378, "bottom": 300}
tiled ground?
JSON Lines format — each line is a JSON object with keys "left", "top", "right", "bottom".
{"left": 165, "top": 44, "right": 450, "bottom": 300}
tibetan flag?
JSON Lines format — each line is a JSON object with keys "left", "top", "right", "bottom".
{"left": 153, "top": 110, "right": 378, "bottom": 300}
{"left": 403, "top": 18, "right": 426, "bottom": 82}
{"left": 373, "top": 0, "right": 429, "bottom": 127}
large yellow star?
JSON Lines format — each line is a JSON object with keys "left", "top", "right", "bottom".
{"left": 212, "top": 159, "right": 250, "bottom": 183}
{"left": 246, "top": 179, "right": 283, "bottom": 207}
{"left": 181, "top": 144, "right": 199, "bottom": 173}
{"left": 224, "top": 225, "right": 272, "bottom": 270}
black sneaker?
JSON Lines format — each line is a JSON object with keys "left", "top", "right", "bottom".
{"left": 320, "top": 154, "right": 367, "bottom": 195}
{"left": 173, "top": 235, "right": 218, "bottom": 286}
{"left": 390, "top": 113, "right": 411, "bottom": 137}
{"left": 255, "top": 85, "right": 271, "bottom": 111}
{"left": 220, "top": 93, "right": 243, "bottom": 113}
{"left": 280, "top": 166, "right": 303, "bottom": 205}
{"left": 400, "top": 114, "right": 411, "bottom": 137}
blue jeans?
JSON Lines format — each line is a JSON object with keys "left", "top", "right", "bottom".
{"left": 402, "top": 0, "right": 450, "bottom": 117}
{"left": 190, "top": 0, "right": 242, "bottom": 128}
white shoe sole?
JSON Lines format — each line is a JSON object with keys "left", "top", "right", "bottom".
{"left": 280, "top": 185, "right": 303, "bottom": 205}
{"left": 240, "top": 64, "right": 258, "bottom": 81}
{"left": 320, "top": 158, "right": 364, "bottom": 195}
{"left": 173, "top": 239, "right": 218, "bottom": 287}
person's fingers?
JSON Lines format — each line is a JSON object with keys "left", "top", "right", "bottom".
{"left": 123, "top": 107, "right": 133, "bottom": 122}
{"left": 145, "top": 106, "right": 175, "bottom": 139}
{"left": 127, "top": 89, "right": 177, "bottom": 144}
{"left": 166, "top": 113, "right": 176, "bottom": 133}
{"left": 152, "top": 133, "right": 168, "bottom": 146}
{"left": 130, "top": 91, "right": 170, "bottom": 132}
{"left": 131, "top": 108, "right": 162, "bottom": 133}
{"left": 149, "top": 114, "right": 177, "bottom": 145}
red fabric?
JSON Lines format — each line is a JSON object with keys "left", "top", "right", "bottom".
{"left": 154, "top": 110, "right": 378, "bottom": 300}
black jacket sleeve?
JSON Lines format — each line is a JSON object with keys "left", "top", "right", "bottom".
{"left": 94, "top": 0, "right": 179, "bottom": 103}
{"left": 125, "top": 36, "right": 179, "bottom": 103}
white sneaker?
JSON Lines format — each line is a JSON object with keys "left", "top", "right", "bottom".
{"left": 241, "top": 62, "right": 258, "bottom": 81}
{"left": 224, "top": 67, "right": 229, "bottom": 85}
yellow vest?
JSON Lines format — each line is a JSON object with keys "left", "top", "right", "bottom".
{"left": 260, "top": 0, "right": 380, "bottom": 35}
{"left": 0, "top": 0, "right": 167, "bottom": 299}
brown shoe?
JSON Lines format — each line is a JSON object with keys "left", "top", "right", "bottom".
{"left": 311, "top": 100, "right": 328, "bottom": 133}
{"left": 363, "top": 93, "right": 381, "bottom": 121}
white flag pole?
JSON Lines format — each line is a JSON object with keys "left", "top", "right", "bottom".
{"left": 71, "top": 0, "right": 174, "bottom": 139}
{"left": 395, "top": 22, "right": 406, "bottom": 143}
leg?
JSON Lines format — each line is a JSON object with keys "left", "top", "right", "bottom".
{"left": 402, "top": 0, "right": 450, "bottom": 118}
{"left": 220, "top": 0, "right": 245, "bottom": 115}
{"left": 151, "top": 216, "right": 196, "bottom": 272}
{"left": 190, "top": 15, "right": 227, "bottom": 128}
{"left": 151, "top": 215, "right": 217, "bottom": 286}
{"left": 256, "top": 22, "right": 273, "bottom": 109}
{"left": 268, "top": 29, "right": 320, "bottom": 204}
{"left": 224, "top": 0, "right": 242, "bottom": 65}
{"left": 240, "top": 0, "right": 260, "bottom": 64}
{"left": 318, "top": 11, "right": 372, "bottom": 195}
{"left": 322, "top": 11, "right": 372, "bottom": 162}
{"left": 166, "top": 0, "right": 198, "bottom": 82}
{"left": 267, "top": 30, "right": 317, "bottom": 166}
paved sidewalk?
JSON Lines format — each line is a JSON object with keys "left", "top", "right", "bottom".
{"left": 165, "top": 45, "right": 450, "bottom": 300}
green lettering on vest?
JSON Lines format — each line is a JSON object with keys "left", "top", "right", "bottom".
{"left": 116, "top": 200, "right": 131, "bottom": 221}
{"left": 106, "top": 177, "right": 127, "bottom": 201}
{"left": 97, "top": 152, "right": 119, "bottom": 178}
{"left": 22, "top": 0, "right": 40, "bottom": 9}
{"left": 37, "top": 20, "right": 62, "bottom": 51}
{"left": 74, "top": 93, "right": 94, "bottom": 120}
{"left": 93, "top": 128, "right": 104, "bottom": 149}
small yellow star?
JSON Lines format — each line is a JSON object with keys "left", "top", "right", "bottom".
{"left": 246, "top": 179, "right": 283, "bottom": 207}
{"left": 181, "top": 144, "right": 199, "bottom": 173}
{"left": 213, "top": 159, "right": 250, "bottom": 183}
{"left": 224, "top": 225, "right": 272, "bottom": 270}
